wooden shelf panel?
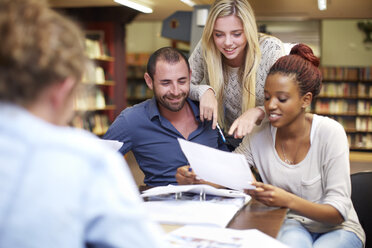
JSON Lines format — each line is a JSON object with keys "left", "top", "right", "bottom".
{"left": 89, "top": 55, "right": 115, "bottom": 62}
{"left": 315, "top": 112, "right": 372, "bottom": 117}
{"left": 75, "top": 105, "right": 116, "bottom": 112}
{"left": 82, "top": 81, "right": 115, "bottom": 86}
{"left": 317, "top": 95, "right": 372, "bottom": 100}
{"left": 350, "top": 151, "right": 372, "bottom": 162}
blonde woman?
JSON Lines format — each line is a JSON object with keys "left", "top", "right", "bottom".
{"left": 189, "top": 0, "right": 285, "bottom": 149}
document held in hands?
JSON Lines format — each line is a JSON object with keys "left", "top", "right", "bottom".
{"left": 178, "top": 138, "right": 255, "bottom": 191}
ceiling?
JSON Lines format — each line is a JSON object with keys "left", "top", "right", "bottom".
{"left": 49, "top": 0, "right": 372, "bottom": 22}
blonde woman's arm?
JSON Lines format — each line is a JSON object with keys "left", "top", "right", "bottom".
{"left": 228, "top": 36, "right": 286, "bottom": 138}
{"left": 189, "top": 40, "right": 218, "bottom": 128}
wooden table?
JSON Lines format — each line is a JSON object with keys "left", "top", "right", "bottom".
{"left": 227, "top": 199, "right": 287, "bottom": 238}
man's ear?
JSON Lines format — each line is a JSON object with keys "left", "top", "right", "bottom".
{"left": 301, "top": 92, "right": 313, "bottom": 109}
{"left": 144, "top": 72, "right": 153, "bottom": 90}
{"left": 50, "top": 77, "right": 76, "bottom": 109}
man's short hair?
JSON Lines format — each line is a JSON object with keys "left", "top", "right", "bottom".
{"left": 146, "top": 47, "right": 190, "bottom": 80}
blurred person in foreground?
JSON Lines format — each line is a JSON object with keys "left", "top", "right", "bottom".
{"left": 0, "top": 0, "right": 166, "bottom": 247}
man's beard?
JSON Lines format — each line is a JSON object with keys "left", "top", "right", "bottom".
{"left": 154, "top": 89, "right": 188, "bottom": 112}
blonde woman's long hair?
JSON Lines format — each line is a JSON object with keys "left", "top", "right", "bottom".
{"left": 201, "top": 0, "right": 261, "bottom": 128}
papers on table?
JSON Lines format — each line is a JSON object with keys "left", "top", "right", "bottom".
{"left": 98, "top": 139, "right": 123, "bottom": 151}
{"left": 142, "top": 185, "right": 250, "bottom": 227}
{"left": 178, "top": 138, "right": 255, "bottom": 190}
{"left": 165, "top": 225, "right": 290, "bottom": 248}
{"left": 143, "top": 200, "right": 241, "bottom": 227}
{"left": 141, "top": 184, "right": 249, "bottom": 198}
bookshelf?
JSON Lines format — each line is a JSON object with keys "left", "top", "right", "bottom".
{"left": 57, "top": 6, "right": 139, "bottom": 136}
{"left": 313, "top": 67, "right": 372, "bottom": 151}
{"left": 126, "top": 53, "right": 153, "bottom": 106}
{"left": 72, "top": 24, "right": 119, "bottom": 136}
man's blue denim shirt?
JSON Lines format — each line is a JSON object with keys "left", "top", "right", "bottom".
{"left": 103, "top": 97, "right": 228, "bottom": 186}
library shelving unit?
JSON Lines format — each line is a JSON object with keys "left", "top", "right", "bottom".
{"left": 72, "top": 32, "right": 116, "bottom": 136}
{"left": 71, "top": 23, "right": 119, "bottom": 136}
{"left": 126, "top": 53, "right": 153, "bottom": 107}
{"left": 57, "top": 7, "right": 139, "bottom": 136}
{"left": 313, "top": 67, "right": 372, "bottom": 151}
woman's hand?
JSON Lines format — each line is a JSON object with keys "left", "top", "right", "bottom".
{"left": 245, "top": 182, "right": 293, "bottom": 208}
{"left": 200, "top": 89, "right": 218, "bottom": 129}
{"left": 228, "top": 107, "right": 265, "bottom": 138}
{"left": 246, "top": 182, "right": 344, "bottom": 225}
{"left": 176, "top": 165, "right": 203, "bottom": 185}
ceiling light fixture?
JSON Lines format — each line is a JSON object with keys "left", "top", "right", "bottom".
{"left": 318, "top": 0, "right": 327, "bottom": 11}
{"left": 114, "top": 0, "right": 153, "bottom": 13}
{"left": 180, "top": 0, "right": 196, "bottom": 7}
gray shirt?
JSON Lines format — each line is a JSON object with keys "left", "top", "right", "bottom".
{"left": 235, "top": 114, "right": 365, "bottom": 244}
{"left": 189, "top": 35, "right": 285, "bottom": 129}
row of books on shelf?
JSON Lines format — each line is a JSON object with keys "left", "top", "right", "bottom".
{"left": 71, "top": 113, "right": 110, "bottom": 136}
{"left": 74, "top": 88, "right": 111, "bottom": 111}
{"left": 321, "top": 67, "right": 372, "bottom": 81}
{"left": 333, "top": 116, "right": 355, "bottom": 130}
{"left": 319, "top": 82, "right": 358, "bottom": 97}
{"left": 127, "top": 65, "right": 146, "bottom": 79}
{"left": 127, "top": 83, "right": 153, "bottom": 100}
{"left": 357, "top": 100, "right": 372, "bottom": 115}
{"left": 319, "top": 82, "right": 372, "bottom": 98}
{"left": 321, "top": 67, "right": 359, "bottom": 81}
{"left": 334, "top": 116, "right": 372, "bottom": 132}
{"left": 314, "top": 100, "right": 372, "bottom": 115}
{"left": 348, "top": 133, "right": 372, "bottom": 149}
{"left": 356, "top": 117, "right": 372, "bottom": 132}
{"left": 82, "top": 66, "right": 113, "bottom": 84}
{"left": 359, "top": 67, "right": 372, "bottom": 81}
{"left": 85, "top": 38, "right": 110, "bottom": 59}
{"left": 126, "top": 53, "right": 150, "bottom": 66}
{"left": 358, "top": 83, "right": 372, "bottom": 97}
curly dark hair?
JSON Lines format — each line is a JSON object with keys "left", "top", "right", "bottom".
{"left": 268, "top": 43, "right": 322, "bottom": 99}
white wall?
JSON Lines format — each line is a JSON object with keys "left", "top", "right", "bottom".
{"left": 126, "top": 19, "right": 372, "bottom": 67}
{"left": 190, "top": 5, "right": 210, "bottom": 54}
{"left": 126, "top": 21, "right": 171, "bottom": 53}
{"left": 257, "top": 21, "right": 321, "bottom": 57}
{"left": 321, "top": 20, "right": 372, "bottom": 66}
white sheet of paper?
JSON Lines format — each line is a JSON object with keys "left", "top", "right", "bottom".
{"left": 143, "top": 201, "right": 240, "bottom": 227}
{"left": 141, "top": 184, "right": 249, "bottom": 198}
{"left": 166, "top": 225, "right": 289, "bottom": 248}
{"left": 178, "top": 138, "right": 255, "bottom": 191}
{"left": 98, "top": 139, "right": 123, "bottom": 151}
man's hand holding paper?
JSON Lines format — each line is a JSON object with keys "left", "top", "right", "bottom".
{"left": 178, "top": 139, "right": 256, "bottom": 191}
{"left": 176, "top": 165, "right": 205, "bottom": 185}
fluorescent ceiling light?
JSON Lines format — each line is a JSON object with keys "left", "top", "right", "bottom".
{"left": 180, "top": 0, "right": 196, "bottom": 7}
{"left": 318, "top": 0, "right": 327, "bottom": 11}
{"left": 114, "top": 0, "right": 153, "bottom": 13}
